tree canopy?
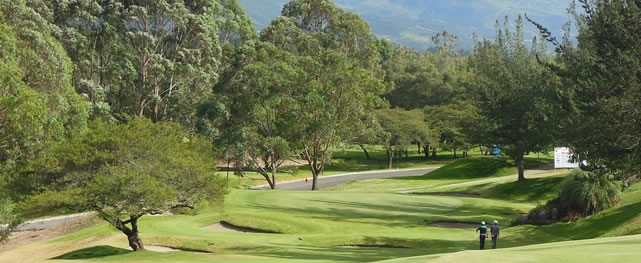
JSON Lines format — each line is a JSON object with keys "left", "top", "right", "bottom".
{"left": 22, "top": 118, "right": 226, "bottom": 251}
{"left": 469, "top": 16, "right": 562, "bottom": 181}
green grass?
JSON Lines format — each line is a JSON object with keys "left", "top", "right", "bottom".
{"left": 12, "top": 154, "right": 641, "bottom": 263}
{"left": 379, "top": 234, "right": 641, "bottom": 263}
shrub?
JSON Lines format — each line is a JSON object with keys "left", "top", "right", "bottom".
{"left": 517, "top": 169, "right": 621, "bottom": 225}
{"left": 557, "top": 169, "right": 621, "bottom": 217}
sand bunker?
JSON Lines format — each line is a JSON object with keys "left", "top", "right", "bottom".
{"left": 202, "top": 221, "right": 280, "bottom": 233}
{"left": 338, "top": 244, "right": 409, "bottom": 249}
{"left": 429, "top": 221, "right": 479, "bottom": 228}
{"left": 145, "top": 245, "right": 181, "bottom": 253}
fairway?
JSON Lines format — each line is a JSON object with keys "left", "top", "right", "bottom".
{"left": 4, "top": 158, "right": 641, "bottom": 262}
{"left": 380, "top": 234, "right": 641, "bottom": 263}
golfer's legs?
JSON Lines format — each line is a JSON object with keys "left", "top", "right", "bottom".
{"left": 491, "top": 235, "right": 497, "bottom": 248}
{"left": 479, "top": 235, "right": 486, "bottom": 250}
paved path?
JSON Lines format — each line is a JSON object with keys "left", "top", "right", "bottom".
{"left": 6, "top": 212, "right": 94, "bottom": 232}
{"left": 251, "top": 167, "right": 439, "bottom": 190}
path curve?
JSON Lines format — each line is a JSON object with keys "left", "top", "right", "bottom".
{"left": 250, "top": 167, "right": 439, "bottom": 190}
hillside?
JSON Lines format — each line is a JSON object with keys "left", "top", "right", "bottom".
{"left": 238, "top": 0, "right": 571, "bottom": 50}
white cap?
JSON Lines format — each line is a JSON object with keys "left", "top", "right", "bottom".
{"left": 481, "top": 221, "right": 485, "bottom": 225}
{"left": 494, "top": 220, "right": 498, "bottom": 224}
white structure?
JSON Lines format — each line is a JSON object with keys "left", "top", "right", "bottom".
{"left": 554, "top": 147, "right": 580, "bottom": 169}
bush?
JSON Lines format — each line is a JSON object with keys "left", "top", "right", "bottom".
{"left": 557, "top": 169, "right": 621, "bottom": 217}
{"left": 517, "top": 169, "right": 621, "bottom": 226}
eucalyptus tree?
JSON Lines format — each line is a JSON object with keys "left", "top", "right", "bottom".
{"left": 31, "top": 0, "right": 250, "bottom": 128}
{"left": 201, "top": 42, "right": 307, "bottom": 189}
{"left": 469, "top": 16, "right": 561, "bottom": 181}
{"left": 260, "top": 0, "right": 386, "bottom": 190}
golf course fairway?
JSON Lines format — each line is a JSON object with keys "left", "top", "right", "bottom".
{"left": 3, "top": 157, "right": 641, "bottom": 262}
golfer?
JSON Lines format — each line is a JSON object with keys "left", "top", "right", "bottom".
{"left": 490, "top": 220, "right": 500, "bottom": 249}
{"left": 476, "top": 221, "right": 488, "bottom": 249}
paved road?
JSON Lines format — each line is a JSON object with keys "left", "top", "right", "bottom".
{"left": 251, "top": 167, "right": 439, "bottom": 190}
{"left": 9, "top": 212, "right": 94, "bottom": 232}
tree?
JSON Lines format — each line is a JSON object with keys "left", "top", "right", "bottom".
{"left": 260, "top": 0, "right": 386, "bottom": 190}
{"left": 200, "top": 42, "right": 306, "bottom": 189}
{"left": 426, "top": 102, "right": 480, "bottom": 159}
{"left": 375, "top": 109, "right": 432, "bottom": 169}
{"left": 530, "top": 0, "right": 641, "bottom": 177}
{"left": 384, "top": 39, "right": 469, "bottom": 110}
{"left": 1, "top": 0, "right": 88, "bottom": 200}
{"left": 22, "top": 119, "right": 226, "bottom": 251}
{"left": 469, "top": 16, "right": 561, "bottom": 181}
{"left": 32, "top": 0, "right": 228, "bottom": 127}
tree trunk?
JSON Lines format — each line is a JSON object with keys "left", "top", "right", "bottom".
{"left": 479, "top": 146, "right": 483, "bottom": 155}
{"left": 359, "top": 144, "right": 371, "bottom": 160}
{"left": 304, "top": 143, "right": 322, "bottom": 191}
{"left": 516, "top": 157, "right": 526, "bottom": 182}
{"left": 311, "top": 169, "right": 319, "bottom": 190}
{"left": 124, "top": 216, "right": 144, "bottom": 251}
{"left": 431, "top": 147, "right": 437, "bottom": 159}
{"left": 417, "top": 142, "right": 421, "bottom": 154}
{"left": 453, "top": 148, "right": 457, "bottom": 159}
{"left": 404, "top": 149, "right": 408, "bottom": 158}
{"left": 423, "top": 146, "right": 430, "bottom": 159}
{"left": 127, "top": 231, "right": 143, "bottom": 251}
{"left": 271, "top": 155, "right": 277, "bottom": 190}
{"left": 386, "top": 150, "right": 393, "bottom": 169}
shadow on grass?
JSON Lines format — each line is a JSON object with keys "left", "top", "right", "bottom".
{"left": 393, "top": 157, "right": 550, "bottom": 181}
{"left": 545, "top": 201, "right": 641, "bottom": 240}
{"left": 483, "top": 176, "right": 565, "bottom": 202}
{"left": 52, "top": 245, "right": 131, "bottom": 260}
{"left": 228, "top": 238, "right": 476, "bottom": 262}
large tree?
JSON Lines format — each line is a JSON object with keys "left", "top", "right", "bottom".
{"left": 200, "top": 42, "right": 307, "bottom": 189}
{"left": 31, "top": 0, "right": 232, "bottom": 127}
{"left": 532, "top": 0, "right": 641, "bottom": 176}
{"left": 469, "top": 16, "right": 561, "bottom": 181}
{"left": 22, "top": 119, "right": 226, "bottom": 251}
{"left": 260, "top": 0, "right": 386, "bottom": 190}
{"left": 1, "top": 2, "right": 88, "bottom": 236}
{"left": 0, "top": 0, "right": 88, "bottom": 173}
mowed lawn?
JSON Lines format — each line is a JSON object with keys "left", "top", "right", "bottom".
{"left": 6, "top": 157, "right": 641, "bottom": 262}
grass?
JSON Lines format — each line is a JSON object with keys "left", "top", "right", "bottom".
{"left": 379, "top": 234, "right": 641, "bottom": 263}
{"left": 9, "top": 153, "right": 641, "bottom": 262}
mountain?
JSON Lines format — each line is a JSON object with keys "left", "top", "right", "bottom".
{"left": 238, "top": 0, "right": 573, "bottom": 51}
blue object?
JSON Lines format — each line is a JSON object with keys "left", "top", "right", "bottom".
{"left": 491, "top": 146, "right": 501, "bottom": 156}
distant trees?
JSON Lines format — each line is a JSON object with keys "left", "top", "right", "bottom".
{"left": 375, "top": 109, "right": 432, "bottom": 168}
{"left": 469, "top": 16, "right": 561, "bottom": 181}
{"left": 426, "top": 102, "right": 480, "bottom": 159}
{"left": 23, "top": 119, "right": 225, "bottom": 251}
